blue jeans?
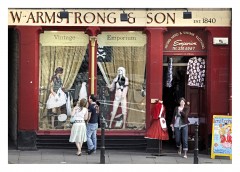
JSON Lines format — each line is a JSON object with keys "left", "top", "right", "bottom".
{"left": 174, "top": 125, "right": 188, "bottom": 151}
{"left": 87, "top": 123, "right": 98, "bottom": 151}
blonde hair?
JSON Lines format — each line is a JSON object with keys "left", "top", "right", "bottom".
{"left": 79, "top": 98, "right": 87, "bottom": 108}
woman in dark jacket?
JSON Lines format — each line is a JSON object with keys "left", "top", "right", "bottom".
{"left": 170, "top": 97, "right": 190, "bottom": 158}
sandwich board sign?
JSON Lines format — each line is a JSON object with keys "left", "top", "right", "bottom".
{"left": 211, "top": 115, "right": 232, "bottom": 160}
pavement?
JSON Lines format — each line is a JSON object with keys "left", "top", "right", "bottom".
{"left": 8, "top": 148, "right": 232, "bottom": 164}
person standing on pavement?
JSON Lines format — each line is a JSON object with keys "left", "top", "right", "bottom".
{"left": 86, "top": 94, "right": 99, "bottom": 155}
{"left": 69, "top": 98, "right": 88, "bottom": 156}
{"left": 170, "top": 97, "right": 190, "bottom": 158}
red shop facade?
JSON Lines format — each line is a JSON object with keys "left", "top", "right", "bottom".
{"left": 8, "top": 9, "right": 232, "bottom": 151}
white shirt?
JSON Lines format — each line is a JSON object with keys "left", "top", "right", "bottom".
{"left": 74, "top": 107, "right": 88, "bottom": 120}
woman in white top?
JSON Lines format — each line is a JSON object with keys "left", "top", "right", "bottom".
{"left": 69, "top": 98, "right": 88, "bottom": 156}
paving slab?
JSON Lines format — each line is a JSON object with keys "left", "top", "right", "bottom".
{"left": 8, "top": 149, "right": 232, "bottom": 164}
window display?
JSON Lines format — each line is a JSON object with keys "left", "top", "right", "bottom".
{"left": 97, "top": 32, "right": 147, "bottom": 130}
{"left": 39, "top": 31, "right": 89, "bottom": 130}
{"left": 38, "top": 31, "right": 146, "bottom": 131}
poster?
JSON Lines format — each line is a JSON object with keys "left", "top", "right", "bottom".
{"left": 211, "top": 115, "right": 232, "bottom": 159}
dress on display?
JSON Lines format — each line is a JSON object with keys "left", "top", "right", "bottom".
{"left": 145, "top": 102, "right": 169, "bottom": 140}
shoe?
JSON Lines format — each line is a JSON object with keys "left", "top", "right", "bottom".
{"left": 178, "top": 145, "right": 182, "bottom": 155}
{"left": 183, "top": 155, "right": 187, "bottom": 158}
{"left": 87, "top": 149, "right": 95, "bottom": 155}
{"left": 76, "top": 151, "right": 82, "bottom": 156}
{"left": 178, "top": 150, "right": 181, "bottom": 155}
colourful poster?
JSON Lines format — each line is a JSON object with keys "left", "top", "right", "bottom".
{"left": 211, "top": 115, "right": 232, "bottom": 159}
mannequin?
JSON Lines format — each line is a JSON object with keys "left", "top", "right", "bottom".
{"left": 47, "top": 67, "right": 64, "bottom": 129}
{"left": 108, "top": 67, "right": 129, "bottom": 129}
{"left": 145, "top": 100, "right": 169, "bottom": 140}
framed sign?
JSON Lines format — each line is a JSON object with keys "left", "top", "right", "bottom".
{"left": 211, "top": 115, "right": 232, "bottom": 159}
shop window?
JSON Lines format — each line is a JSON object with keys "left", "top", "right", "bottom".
{"left": 97, "top": 32, "right": 147, "bottom": 130}
{"left": 39, "top": 31, "right": 89, "bottom": 130}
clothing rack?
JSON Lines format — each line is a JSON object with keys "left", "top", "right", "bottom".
{"left": 163, "top": 63, "right": 188, "bottom": 66}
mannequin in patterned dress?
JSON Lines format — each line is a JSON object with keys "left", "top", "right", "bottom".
{"left": 49, "top": 67, "right": 64, "bottom": 128}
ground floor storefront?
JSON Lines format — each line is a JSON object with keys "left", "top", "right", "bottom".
{"left": 8, "top": 8, "right": 232, "bottom": 151}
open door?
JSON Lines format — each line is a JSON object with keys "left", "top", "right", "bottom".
{"left": 163, "top": 56, "right": 206, "bottom": 149}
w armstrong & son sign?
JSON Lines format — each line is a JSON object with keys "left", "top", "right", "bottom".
{"left": 8, "top": 9, "right": 231, "bottom": 27}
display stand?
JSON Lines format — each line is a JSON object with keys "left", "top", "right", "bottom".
{"left": 152, "top": 139, "right": 166, "bottom": 156}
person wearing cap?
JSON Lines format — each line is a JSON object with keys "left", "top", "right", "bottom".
{"left": 86, "top": 94, "right": 99, "bottom": 155}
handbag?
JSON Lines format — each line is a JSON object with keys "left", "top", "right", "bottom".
{"left": 70, "top": 115, "right": 76, "bottom": 124}
{"left": 160, "top": 117, "right": 167, "bottom": 130}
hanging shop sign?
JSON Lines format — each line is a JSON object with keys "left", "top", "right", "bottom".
{"left": 210, "top": 115, "right": 232, "bottom": 160}
{"left": 163, "top": 30, "right": 207, "bottom": 55}
{"left": 8, "top": 9, "right": 231, "bottom": 27}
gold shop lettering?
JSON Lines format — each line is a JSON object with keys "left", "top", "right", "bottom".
{"left": 9, "top": 10, "right": 176, "bottom": 25}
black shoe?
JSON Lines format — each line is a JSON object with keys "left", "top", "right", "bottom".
{"left": 87, "top": 149, "right": 95, "bottom": 155}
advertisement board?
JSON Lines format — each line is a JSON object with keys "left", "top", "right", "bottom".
{"left": 211, "top": 115, "right": 232, "bottom": 159}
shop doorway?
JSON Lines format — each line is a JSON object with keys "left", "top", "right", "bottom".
{"left": 162, "top": 56, "right": 205, "bottom": 147}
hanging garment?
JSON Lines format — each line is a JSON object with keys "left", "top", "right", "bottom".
{"left": 186, "top": 57, "right": 205, "bottom": 87}
{"left": 166, "top": 57, "right": 173, "bottom": 87}
{"left": 145, "top": 102, "right": 169, "bottom": 140}
{"left": 66, "top": 92, "right": 72, "bottom": 116}
{"left": 46, "top": 88, "right": 67, "bottom": 109}
{"left": 79, "top": 82, "right": 88, "bottom": 100}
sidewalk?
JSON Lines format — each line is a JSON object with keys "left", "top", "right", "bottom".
{"left": 8, "top": 149, "right": 232, "bottom": 164}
